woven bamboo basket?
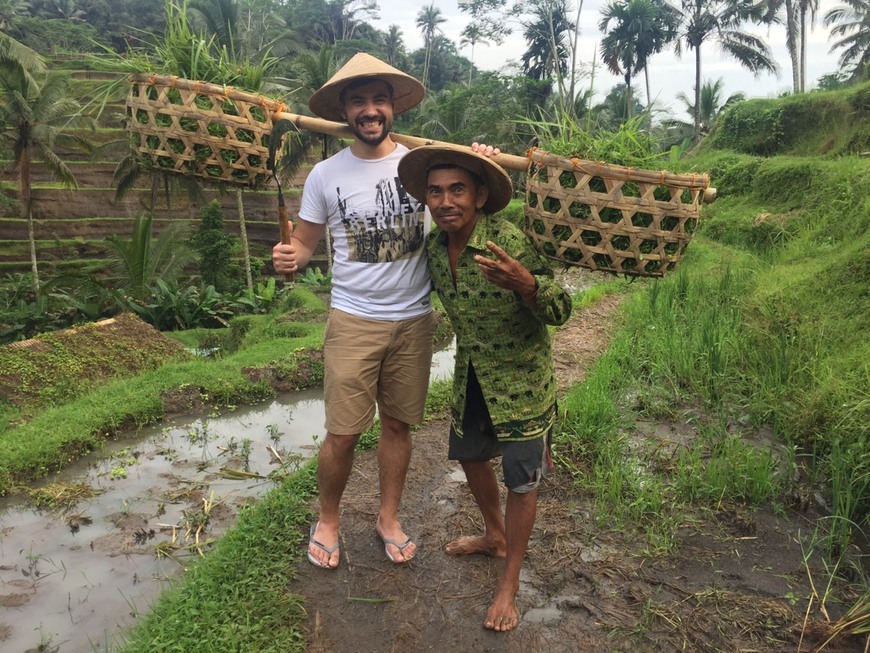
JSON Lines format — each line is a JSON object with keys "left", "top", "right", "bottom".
{"left": 524, "top": 149, "right": 712, "bottom": 277}
{"left": 126, "top": 74, "right": 286, "bottom": 188}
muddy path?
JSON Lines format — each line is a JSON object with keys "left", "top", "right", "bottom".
{"left": 290, "top": 294, "right": 865, "bottom": 653}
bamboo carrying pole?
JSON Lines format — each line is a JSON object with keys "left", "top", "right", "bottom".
{"left": 127, "top": 74, "right": 716, "bottom": 277}
{"left": 127, "top": 74, "right": 716, "bottom": 202}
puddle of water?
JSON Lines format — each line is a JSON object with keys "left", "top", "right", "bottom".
{"left": 0, "top": 389, "right": 326, "bottom": 653}
{"left": 0, "top": 340, "right": 456, "bottom": 652}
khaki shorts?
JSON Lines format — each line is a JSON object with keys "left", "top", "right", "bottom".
{"left": 323, "top": 308, "right": 436, "bottom": 435}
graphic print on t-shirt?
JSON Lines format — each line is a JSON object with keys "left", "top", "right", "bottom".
{"left": 337, "top": 175, "right": 424, "bottom": 263}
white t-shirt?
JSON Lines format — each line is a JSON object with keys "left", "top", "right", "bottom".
{"left": 298, "top": 144, "right": 431, "bottom": 320}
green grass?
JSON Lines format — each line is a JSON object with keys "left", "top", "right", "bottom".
{"left": 117, "top": 464, "right": 316, "bottom": 653}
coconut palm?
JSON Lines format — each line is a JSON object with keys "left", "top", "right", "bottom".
{"left": 416, "top": 2, "right": 446, "bottom": 87}
{"left": 665, "top": 77, "right": 745, "bottom": 137}
{"left": 0, "top": 32, "right": 44, "bottom": 77}
{"left": 761, "top": 0, "right": 819, "bottom": 92}
{"left": 188, "top": 0, "right": 290, "bottom": 62}
{"left": 521, "top": 0, "right": 572, "bottom": 83}
{"left": 460, "top": 23, "right": 489, "bottom": 84}
{"left": 599, "top": 0, "right": 679, "bottom": 117}
{"left": 41, "top": 0, "right": 86, "bottom": 22}
{"left": 382, "top": 24, "right": 405, "bottom": 67}
{"left": 824, "top": 0, "right": 870, "bottom": 81}
{"left": 0, "top": 0, "right": 30, "bottom": 30}
{"left": 183, "top": 0, "right": 290, "bottom": 291}
{"left": 798, "top": 0, "right": 819, "bottom": 91}
{"left": 671, "top": 0, "right": 778, "bottom": 140}
{"left": 0, "top": 63, "right": 91, "bottom": 292}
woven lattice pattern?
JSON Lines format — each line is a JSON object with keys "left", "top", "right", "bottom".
{"left": 126, "top": 75, "right": 282, "bottom": 188}
{"left": 524, "top": 149, "right": 710, "bottom": 277}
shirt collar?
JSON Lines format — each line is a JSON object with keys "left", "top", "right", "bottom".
{"left": 432, "top": 213, "right": 492, "bottom": 252}
{"left": 466, "top": 213, "right": 492, "bottom": 252}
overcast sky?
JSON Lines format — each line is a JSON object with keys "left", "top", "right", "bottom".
{"left": 368, "top": 0, "right": 844, "bottom": 117}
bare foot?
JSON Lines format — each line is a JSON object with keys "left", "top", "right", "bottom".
{"left": 445, "top": 535, "right": 506, "bottom": 557}
{"left": 483, "top": 590, "right": 520, "bottom": 632}
{"left": 308, "top": 521, "right": 340, "bottom": 569}
{"left": 375, "top": 518, "right": 416, "bottom": 563}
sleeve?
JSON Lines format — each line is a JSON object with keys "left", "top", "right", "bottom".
{"left": 496, "top": 220, "right": 573, "bottom": 327}
{"left": 298, "top": 162, "right": 328, "bottom": 225}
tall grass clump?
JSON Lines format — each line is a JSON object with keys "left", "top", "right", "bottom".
{"left": 685, "top": 141, "right": 870, "bottom": 559}
{"left": 518, "top": 111, "right": 665, "bottom": 168}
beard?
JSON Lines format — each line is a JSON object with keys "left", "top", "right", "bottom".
{"left": 349, "top": 117, "right": 392, "bottom": 146}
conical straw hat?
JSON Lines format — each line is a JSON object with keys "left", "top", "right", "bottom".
{"left": 398, "top": 144, "right": 514, "bottom": 215}
{"left": 308, "top": 52, "right": 425, "bottom": 122}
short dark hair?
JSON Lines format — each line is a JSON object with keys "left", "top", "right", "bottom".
{"left": 339, "top": 78, "right": 395, "bottom": 103}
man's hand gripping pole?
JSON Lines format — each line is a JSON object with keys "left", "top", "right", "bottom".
{"left": 268, "top": 118, "right": 299, "bottom": 282}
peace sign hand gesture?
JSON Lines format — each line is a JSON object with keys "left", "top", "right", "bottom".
{"left": 473, "top": 241, "right": 538, "bottom": 305}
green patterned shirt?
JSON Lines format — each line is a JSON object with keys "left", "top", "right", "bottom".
{"left": 427, "top": 214, "right": 572, "bottom": 441}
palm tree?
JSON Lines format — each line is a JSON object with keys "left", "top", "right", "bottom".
{"left": 799, "top": 0, "right": 819, "bottom": 91}
{"left": 0, "top": 0, "right": 30, "bottom": 30}
{"left": 667, "top": 77, "right": 745, "bottom": 136}
{"left": 824, "top": 0, "right": 870, "bottom": 81}
{"left": 761, "top": 0, "right": 818, "bottom": 92}
{"left": 0, "top": 32, "right": 45, "bottom": 76}
{"left": 0, "top": 63, "right": 91, "bottom": 292}
{"left": 460, "top": 23, "right": 490, "bottom": 84}
{"left": 382, "top": 24, "right": 405, "bottom": 67}
{"left": 104, "top": 214, "right": 195, "bottom": 303}
{"left": 671, "top": 0, "right": 778, "bottom": 140}
{"left": 521, "top": 0, "right": 572, "bottom": 83}
{"left": 42, "top": 0, "right": 86, "bottom": 22}
{"left": 185, "top": 0, "right": 289, "bottom": 291}
{"left": 416, "top": 2, "right": 446, "bottom": 87}
{"left": 599, "top": 0, "right": 679, "bottom": 117}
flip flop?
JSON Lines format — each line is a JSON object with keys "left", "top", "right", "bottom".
{"left": 377, "top": 528, "right": 415, "bottom": 564}
{"left": 307, "top": 522, "right": 339, "bottom": 569}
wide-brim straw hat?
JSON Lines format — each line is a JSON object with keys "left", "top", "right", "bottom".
{"left": 308, "top": 52, "right": 425, "bottom": 122}
{"left": 398, "top": 144, "right": 514, "bottom": 215}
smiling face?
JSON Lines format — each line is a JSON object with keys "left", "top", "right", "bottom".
{"left": 339, "top": 79, "right": 395, "bottom": 147}
{"left": 426, "top": 166, "right": 489, "bottom": 245}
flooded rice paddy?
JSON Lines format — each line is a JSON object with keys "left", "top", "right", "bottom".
{"left": 0, "top": 343, "right": 455, "bottom": 652}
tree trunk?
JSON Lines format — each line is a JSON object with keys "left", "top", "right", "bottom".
{"left": 236, "top": 188, "right": 253, "bottom": 292}
{"left": 786, "top": 0, "right": 800, "bottom": 93}
{"left": 26, "top": 205, "right": 39, "bottom": 293}
{"left": 21, "top": 145, "right": 39, "bottom": 292}
{"left": 694, "top": 46, "right": 702, "bottom": 141}
{"left": 799, "top": 3, "right": 807, "bottom": 92}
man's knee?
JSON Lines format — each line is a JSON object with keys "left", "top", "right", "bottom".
{"left": 379, "top": 413, "right": 411, "bottom": 440}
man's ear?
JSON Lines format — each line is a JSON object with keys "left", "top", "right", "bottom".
{"left": 475, "top": 185, "right": 490, "bottom": 210}
{"left": 338, "top": 103, "right": 346, "bottom": 121}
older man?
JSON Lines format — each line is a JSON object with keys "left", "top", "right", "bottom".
{"left": 398, "top": 144, "right": 572, "bottom": 631}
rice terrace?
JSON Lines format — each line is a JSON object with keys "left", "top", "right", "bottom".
{"left": 0, "top": 1, "right": 868, "bottom": 652}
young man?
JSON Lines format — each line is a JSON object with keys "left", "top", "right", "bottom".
{"left": 272, "top": 53, "right": 435, "bottom": 568}
{"left": 398, "top": 144, "right": 572, "bottom": 632}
